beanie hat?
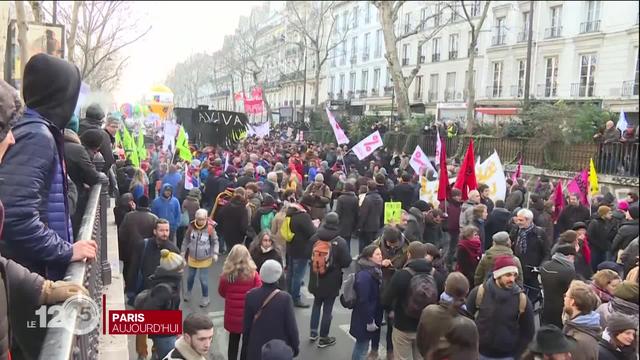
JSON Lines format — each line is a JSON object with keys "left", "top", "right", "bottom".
{"left": 262, "top": 194, "right": 275, "bottom": 207}
{"left": 159, "top": 249, "right": 185, "bottom": 272}
{"left": 618, "top": 200, "right": 629, "bottom": 212}
{"left": 259, "top": 259, "right": 283, "bottom": 284}
{"left": 492, "top": 231, "right": 510, "bottom": 246}
{"left": 606, "top": 313, "right": 637, "bottom": 336}
{"left": 261, "top": 339, "right": 294, "bottom": 360}
{"left": 554, "top": 244, "right": 577, "bottom": 257}
{"left": 314, "top": 173, "right": 324, "bottom": 183}
{"left": 323, "top": 212, "right": 340, "bottom": 231}
{"left": 80, "top": 129, "right": 104, "bottom": 150}
{"left": 597, "top": 206, "right": 611, "bottom": 218}
{"left": 613, "top": 280, "right": 639, "bottom": 303}
{"left": 137, "top": 195, "right": 150, "bottom": 208}
{"left": 413, "top": 200, "right": 431, "bottom": 212}
{"left": 629, "top": 205, "right": 639, "bottom": 220}
{"left": 0, "top": 80, "right": 22, "bottom": 144}
{"left": 597, "top": 261, "right": 623, "bottom": 276}
{"left": 85, "top": 103, "right": 105, "bottom": 121}
{"left": 571, "top": 222, "right": 587, "bottom": 232}
{"left": 382, "top": 226, "right": 402, "bottom": 244}
{"left": 187, "top": 188, "right": 202, "bottom": 200}
{"left": 493, "top": 255, "right": 519, "bottom": 279}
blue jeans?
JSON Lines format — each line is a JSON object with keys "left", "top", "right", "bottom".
{"left": 187, "top": 266, "right": 209, "bottom": 297}
{"left": 287, "top": 258, "right": 308, "bottom": 302}
{"left": 152, "top": 335, "right": 176, "bottom": 359}
{"left": 310, "top": 296, "right": 336, "bottom": 337}
{"left": 352, "top": 339, "right": 370, "bottom": 360}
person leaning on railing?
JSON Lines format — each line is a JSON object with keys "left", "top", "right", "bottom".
{"left": 0, "top": 78, "right": 89, "bottom": 360}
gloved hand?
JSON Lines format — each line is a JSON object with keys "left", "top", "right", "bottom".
{"left": 366, "top": 322, "right": 379, "bottom": 332}
{"left": 39, "top": 280, "right": 89, "bottom": 305}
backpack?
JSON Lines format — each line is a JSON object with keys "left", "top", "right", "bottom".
{"left": 311, "top": 240, "right": 332, "bottom": 275}
{"left": 260, "top": 211, "right": 276, "bottom": 233}
{"left": 280, "top": 216, "right": 295, "bottom": 242}
{"left": 404, "top": 268, "right": 438, "bottom": 319}
{"left": 475, "top": 283, "right": 527, "bottom": 318}
{"left": 340, "top": 272, "right": 357, "bottom": 309}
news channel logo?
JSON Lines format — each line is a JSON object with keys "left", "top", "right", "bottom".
{"left": 31, "top": 294, "right": 100, "bottom": 335}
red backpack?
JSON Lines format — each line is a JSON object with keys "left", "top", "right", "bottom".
{"left": 311, "top": 240, "right": 332, "bottom": 276}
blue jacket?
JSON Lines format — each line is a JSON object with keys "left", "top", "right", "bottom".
{"left": 349, "top": 262, "right": 384, "bottom": 341}
{"left": 0, "top": 109, "right": 73, "bottom": 279}
{"left": 161, "top": 172, "right": 182, "bottom": 191}
{"left": 151, "top": 184, "right": 181, "bottom": 231}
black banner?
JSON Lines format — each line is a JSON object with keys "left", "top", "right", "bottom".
{"left": 174, "top": 108, "right": 249, "bottom": 148}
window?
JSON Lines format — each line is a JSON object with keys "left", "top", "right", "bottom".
{"left": 349, "top": 72, "right": 356, "bottom": 93}
{"left": 365, "top": 2, "right": 371, "bottom": 24}
{"left": 578, "top": 53, "right": 597, "bottom": 96}
{"left": 470, "top": 0, "right": 481, "bottom": 17}
{"left": 493, "top": 17, "right": 506, "bottom": 45}
{"left": 492, "top": 61, "right": 503, "bottom": 97}
{"left": 420, "top": 8, "right": 428, "bottom": 31}
{"left": 548, "top": 6, "right": 562, "bottom": 37}
{"left": 544, "top": 56, "right": 558, "bottom": 97}
{"left": 414, "top": 75, "right": 423, "bottom": 99}
{"left": 418, "top": 44, "right": 425, "bottom": 64}
{"left": 353, "top": 6, "right": 359, "bottom": 28}
{"left": 519, "top": 12, "right": 530, "bottom": 42}
{"left": 451, "top": 2, "right": 459, "bottom": 21}
{"left": 434, "top": 3, "right": 442, "bottom": 26}
{"left": 339, "top": 73, "right": 345, "bottom": 93}
{"left": 402, "top": 44, "right": 410, "bottom": 65}
{"left": 449, "top": 34, "right": 459, "bottom": 60}
{"left": 361, "top": 70, "right": 369, "bottom": 90}
{"left": 432, "top": 38, "right": 440, "bottom": 62}
{"left": 363, "top": 33, "right": 370, "bottom": 61}
{"left": 582, "top": 1, "right": 600, "bottom": 32}
{"left": 340, "top": 42, "right": 347, "bottom": 65}
{"left": 335, "top": 14, "right": 340, "bottom": 33}
{"left": 330, "top": 47, "right": 336, "bottom": 67}
{"left": 517, "top": 59, "right": 526, "bottom": 97}
{"left": 329, "top": 76, "right": 335, "bottom": 94}
{"left": 404, "top": 13, "right": 411, "bottom": 34}
{"left": 445, "top": 72, "right": 456, "bottom": 100}
{"left": 375, "top": 29, "right": 383, "bottom": 58}
{"left": 351, "top": 36, "right": 358, "bottom": 63}
{"left": 342, "top": 11, "right": 348, "bottom": 32}
{"left": 373, "top": 68, "right": 381, "bottom": 92}
{"left": 429, "top": 74, "right": 439, "bottom": 101}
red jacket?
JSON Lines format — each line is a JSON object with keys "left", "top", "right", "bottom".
{"left": 218, "top": 271, "right": 262, "bottom": 333}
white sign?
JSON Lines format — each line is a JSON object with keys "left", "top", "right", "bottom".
{"left": 352, "top": 131, "right": 383, "bottom": 160}
{"left": 326, "top": 107, "right": 350, "bottom": 145}
{"left": 409, "top": 145, "right": 436, "bottom": 177}
{"left": 162, "top": 120, "right": 177, "bottom": 152}
{"left": 248, "top": 122, "right": 270, "bottom": 138}
{"left": 475, "top": 150, "right": 507, "bottom": 201}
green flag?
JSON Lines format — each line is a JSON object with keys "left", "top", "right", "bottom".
{"left": 137, "top": 130, "right": 147, "bottom": 161}
{"left": 176, "top": 126, "right": 192, "bottom": 162}
{"left": 115, "top": 130, "right": 122, "bottom": 148}
{"left": 122, "top": 126, "right": 139, "bottom": 167}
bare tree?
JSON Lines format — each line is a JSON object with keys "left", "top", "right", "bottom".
{"left": 28, "top": 0, "right": 43, "bottom": 23}
{"left": 66, "top": 0, "right": 81, "bottom": 64}
{"left": 165, "top": 53, "right": 214, "bottom": 108}
{"left": 460, "top": 0, "right": 491, "bottom": 134}
{"left": 285, "top": 1, "right": 349, "bottom": 112}
{"left": 14, "top": 1, "right": 29, "bottom": 77}
{"left": 374, "top": 1, "right": 452, "bottom": 121}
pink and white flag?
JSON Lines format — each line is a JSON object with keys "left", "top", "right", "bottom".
{"left": 353, "top": 131, "right": 383, "bottom": 160}
{"left": 435, "top": 131, "right": 442, "bottom": 167}
{"left": 326, "top": 107, "right": 350, "bottom": 145}
{"left": 410, "top": 145, "right": 436, "bottom": 176}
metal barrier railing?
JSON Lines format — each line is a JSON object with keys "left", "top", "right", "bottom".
{"left": 39, "top": 172, "right": 111, "bottom": 359}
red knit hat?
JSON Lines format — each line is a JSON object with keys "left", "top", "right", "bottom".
{"left": 493, "top": 255, "right": 519, "bottom": 279}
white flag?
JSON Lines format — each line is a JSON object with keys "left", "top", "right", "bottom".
{"left": 326, "top": 107, "right": 350, "bottom": 145}
{"left": 409, "top": 145, "right": 436, "bottom": 177}
{"left": 224, "top": 152, "right": 230, "bottom": 171}
{"left": 162, "top": 120, "right": 177, "bottom": 152}
{"left": 475, "top": 150, "right": 507, "bottom": 201}
{"left": 435, "top": 131, "right": 442, "bottom": 167}
{"left": 617, "top": 110, "right": 628, "bottom": 133}
{"left": 352, "top": 131, "right": 383, "bottom": 160}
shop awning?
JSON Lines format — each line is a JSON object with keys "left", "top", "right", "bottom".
{"left": 475, "top": 107, "right": 519, "bottom": 115}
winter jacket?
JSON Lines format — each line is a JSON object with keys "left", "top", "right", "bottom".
{"left": 357, "top": 191, "right": 384, "bottom": 232}
{"left": 474, "top": 245, "right": 523, "bottom": 287}
{"left": 249, "top": 247, "right": 283, "bottom": 273}
{"left": 181, "top": 196, "right": 200, "bottom": 223}
{"left": 139, "top": 267, "right": 182, "bottom": 311}
{"left": 302, "top": 182, "right": 331, "bottom": 220}
{"left": 620, "top": 237, "right": 638, "bottom": 276}
{"left": 349, "top": 260, "right": 384, "bottom": 341}
{"left": 243, "top": 283, "right": 299, "bottom": 359}
{"left": 416, "top": 301, "right": 475, "bottom": 358}
{"left": 335, "top": 192, "right": 359, "bottom": 239}
{"left": 472, "top": 218, "right": 487, "bottom": 251}
{"left": 535, "top": 210, "right": 555, "bottom": 250}
{"left": 456, "top": 237, "right": 482, "bottom": 287}
{"left": 443, "top": 200, "right": 462, "bottom": 237}
{"left": 598, "top": 333, "right": 637, "bottom": 360}
{"left": 161, "top": 172, "right": 182, "bottom": 192}
{"left": 78, "top": 106, "right": 115, "bottom": 172}
{"left": 540, "top": 255, "right": 577, "bottom": 328}
{"left": 215, "top": 198, "right": 249, "bottom": 247}
{"left": 467, "top": 279, "right": 535, "bottom": 358}
{"left": 218, "top": 271, "right": 262, "bottom": 334}
{"left": 557, "top": 205, "right": 591, "bottom": 234}
{"left": 423, "top": 212, "right": 445, "bottom": 248}
{"left": 372, "top": 235, "right": 409, "bottom": 291}
{"left": 563, "top": 312, "right": 602, "bottom": 360}
{"left": 484, "top": 208, "right": 512, "bottom": 245}
{"left": 596, "top": 297, "right": 639, "bottom": 329}
{"left": 510, "top": 225, "right": 548, "bottom": 286}
{"left": 403, "top": 207, "right": 425, "bottom": 243}
{"left": 285, "top": 205, "right": 317, "bottom": 260}
{"left": 392, "top": 182, "right": 418, "bottom": 212}
{"left": 151, "top": 184, "right": 182, "bottom": 231}
{"left": 481, "top": 196, "right": 494, "bottom": 214}
{"left": 163, "top": 336, "right": 208, "bottom": 360}
{"left": 612, "top": 220, "right": 639, "bottom": 254}
{"left": 251, "top": 206, "right": 276, "bottom": 235}
{"left": 505, "top": 189, "right": 525, "bottom": 212}
{"left": 307, "top": 225, "right": 351, "bottom": 299}
{"left": 118, "top": 208, "right": 158, "bottom": 272}
{"left": 181, "top": 220, "right": 218, "bottom": 261}
{"left": 588, "top": 217, "right": 617, "bottom": 253}
{"left": 114, "top": 193, "right": 134, "bottom": 228}
{"left": 459, "top": 201, "right": 476, "bottom": 229}
{"left": 381, "top": 258, "right": 434, "bottom": 332}
{"left": 262, "top": 180, "right": 279, "bottom": 202}
{"left": 63, "top": 130, "right": 103, "bottom": 194}
{"left": 125, "top": 238, "right": 180, "bottom": 293}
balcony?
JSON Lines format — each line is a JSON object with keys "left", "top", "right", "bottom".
{"left": 510, "top": 85, "right": 524, "bottom": 98}
{"left": 544, "top": 26, "right": 562, "bottom": 39}
{"left": 358, "top": 89, "right": 368, "bottom": 99}
{"left": 537, "top": 83, "right": 558, "bottom": 98}
{"left": 449, "top": 51, "right": 458, "bottom": 60}
{"left": 517, "top": 31, "right": 527, "bottom": 43}
{"left": 491, "top": 34, "right": 506, "bottom": 46}
{"left": 570, "top": 82, "right": 596, "bottom": 97}
{"left": 336, "top": 91, "right": 344, "bottom": 100}
{"left": 486, "top": 86, "right": 503, "bottom": 98}
{"left": 371, "top": 88, "right": 379, "bottom": 97}
{"left": 580, "top": 20, "right": 601, "bottom": 33}
{"left": 444, "top": 89, "right": 458, "bottom": 102}
{"left": 431, "top": 53, "right": 440, "bottom": 62}
{"left": 419, "top": 55, "right": 425, "bottom": 64}
{"left": 621, "top": 80, "right": 639, "bottom": 97}
{"left": 413, "top": 91, "right": 422, "bottom": 101}
{"left": 350, "top": 55, "right": 357, "bottom": 65}
{"left": 402, "top": 58, "right": 409, "bottom": 66}
{"left": 428, "top": 91, "right": 438, "bottom": 103}
{"left": 384, "top": 86, "right": 394, "bottom": 96}
{"left": 362, "top": 52, "right": 370, "bottom": 61}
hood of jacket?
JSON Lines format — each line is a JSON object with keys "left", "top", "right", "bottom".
{"left": 485, "top": 244, "right": 514, "bottom": 259}
{"left": 160, "top": 183, "right": 174, "bottom": 198}
{"left": 565, "top": 312, "right": 602, "bottom": 340}
{"left": 85, "top": 103, "right": 105, "bottom": 123}
{"left": 405, "top": 258, "right": 433, "bottom": 274}
{"left": 408, "top": 207, "right": 425, "bottom": 222}
{"left": 315, "top": 225, "right": 341, "bottom": 241}
{"left": 63, "top": 129, "right": 81, "bottom": 144}
{"left": 22, "top": 54, "right": 81, "bottom": 129}
{"left": 611, "top": 296, "right": 639, "bottom": 314}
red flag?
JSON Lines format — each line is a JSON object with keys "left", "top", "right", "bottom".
{"left": 453, "top": 138, "right": 478, "bottom": 200}
{"left": 551, "top": 179, "right": 564, "bottom": 221}
{"left": 511, "top": 154, "right": 522, "bottom": 181}
{"left": 437, "top": 138, "right": 449, "bottom": 201}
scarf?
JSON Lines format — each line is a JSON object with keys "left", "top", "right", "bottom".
{"left": 357, "top": 258, "right": 383, "bottom": 283}
{"left": 552, "top": 253, "right": 575, "bottom": 270}
{"left": 440, "top": 292, "right": 467, "bottom": 311}
{"left": 260, "top": 245, "right": 272, "bottom": 253}
{"left": 516, "top": 224, "right": 535, "bottom": 255}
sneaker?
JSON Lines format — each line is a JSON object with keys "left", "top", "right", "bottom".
{"left": 309, "top": 333, "right": 318, "bottom": 342}
{"left": 366, "top": 350, "right": 379, "bottom": 360}
{"left": 293, "top": 300, "right": 310, "bottom": 308}
{"left": 317, "top": 337, "right": 336, "bottom": 348}
{"left": 200, "top": 297, "right": 210, "bottom": 307}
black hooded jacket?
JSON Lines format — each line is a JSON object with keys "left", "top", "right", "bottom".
{"left": 307, "top": 224, "right": 351, "bottom": 298}
{"left": 78, "top": 103, "right": 116, "bottom": 171}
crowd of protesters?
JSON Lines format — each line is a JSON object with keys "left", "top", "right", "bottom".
{"left": 0, "top": 53, "right": 637, "bottom": 360}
